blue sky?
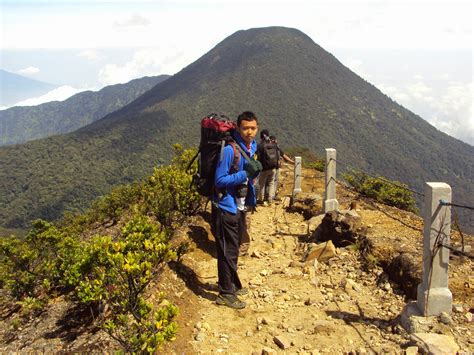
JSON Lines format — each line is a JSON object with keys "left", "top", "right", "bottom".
{"left": 1, "top": 0, "right": 472, "bottom": 144}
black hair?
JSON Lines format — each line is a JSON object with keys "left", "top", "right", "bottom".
{"left": 260, "top": 129, "right": 270, "bottom": 139}
{"left": 237, "top": 111, "right": 258, "bottom": 126}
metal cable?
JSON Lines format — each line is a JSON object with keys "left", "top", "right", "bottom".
{"left": 439, "top": 200, "right": 474, "bottom": 211}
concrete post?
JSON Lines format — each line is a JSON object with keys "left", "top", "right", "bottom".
{"left": 417, "top": 182, "right": 452, "bottom": 316}
{"left": 324, "top": 148, "right": 338, "bottom": 213}
{"left": 293, "top": 156, "right": 302, "bottom": 196}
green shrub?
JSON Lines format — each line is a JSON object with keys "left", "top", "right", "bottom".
{"left": 76, "top": 215, "right": 178, "bottom": 352}
{"left": 142, "top": 144, "right": 201, "bottom": 227}
{"left": 343, "top": 169, "right": 417, "bottom": 213}
{"left": 307, "top": 160, "right": 325, "bottom": 172}
{"left": 0, "top": 220, "right": 83, "bottom": 299}
{"left": 88, "top": 182, "right": 143, "bottom": 225}
{"left": 0, "top": 145, "right": 197, "bottom": 352}
{"left": 286, "top": 146, "right": 324, "bottom": 171}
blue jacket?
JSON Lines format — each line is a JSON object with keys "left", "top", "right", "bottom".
{"left": 214, "top": 133, "right": 258, "bottom": 214}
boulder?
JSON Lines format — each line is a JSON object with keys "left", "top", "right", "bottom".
{"left": 305, "top": 240, "right": 337, "bottom": 262}
{"left": 289, "top": 192, "right": 323, "bottom": 219}
{"left": 410, "top": 333, "right": 460, "bottom": 354}
{"left": 312, "top": 210, "right": 364, "bottom": 247}
{"left": 385, "top": 252, "right": 422, "bottom": 300}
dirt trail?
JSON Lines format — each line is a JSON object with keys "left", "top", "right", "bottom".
{"left": 168, "top": 165, "right": 473, "bottom": 354}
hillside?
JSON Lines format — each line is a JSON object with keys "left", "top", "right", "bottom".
{"left": 1, "top": 163, "right": 472, "bottom": 353}
{"left": 0, "top": 26, "right": 473, "bottom": 230}
{"left": 0, "top": 69, "right": 57, "bottom": 107}
{"left": 0, "top": 75, "right": 170, "bottom": 146}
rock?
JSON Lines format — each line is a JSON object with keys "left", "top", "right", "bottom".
{"left": 246, "top": 330, "right": 254, "bottom": 337}
{"left": 410, "top": 333, "right": 460, "bottom": 354}
{"left": 289, "top": 193, "right": 323, "bottom": 219}
{"left": 311, "top": 320, "right": 336, "bottom": 335}
{"left": 385, "top": 252, "right": 422, "bottom": 299}
{"left": 194, "top": 332, "right": 205, "bottom": 341}
{"left": 465, "top": 312, "right": 473, "bottom": 322}
{"left": 201, "top": 322, "right": 211, "bottom": 331}
{"left": 439, "top": 312, "right": 452, "bottom": 325}
{"left": 261, "top": 346, "right": 277, "bottom": 355}
{"left": 305, "top": 240, "right": 337, "bottom": 262}
{"left": 304, "top": 298, "right": 315, "bottom": 306}
{"left": 405, "top": 346, "right": 418, "bottom": 355}
{"left": 308, "top": 215, "right": 325, "bottom": 233}
{"left": 452, "top": 304, "right": 464, "bottom": 313}
{"left": 312, "top": 210, "right": 363, "bottom": 247}
{"left": 343, "top": 279, "right": 361, "bottom": 293}
{"left": 273, "top": 335, "right": 291, "bottom": 349}
{"left": 251, "top": 250, "right": 265, "bottom": 258}
{"left": 250, "top": 276, "right": 264, "bottom": 286}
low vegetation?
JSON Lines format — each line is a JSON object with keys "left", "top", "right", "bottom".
{"left": 286, "top": 146, "right": 325, "bottom": 171}
{"left": 0, "top": 145, "right": 200, "bottom": 353}
{"left": 342, "top": 169, "right": 418, "bottom": 213}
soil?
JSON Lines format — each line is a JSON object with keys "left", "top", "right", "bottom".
{"left": 1, "top": 164, "right": 473, "bottom": 354}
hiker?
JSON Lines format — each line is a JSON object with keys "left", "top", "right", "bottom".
{"left": 269, "top": 135, "right": 294, "bottom": 200}
{"left": 212, "top": 111, "right": 262, "bottom": 309}
{"left": 257, "top": 129, "right": 279, "bottom": 205}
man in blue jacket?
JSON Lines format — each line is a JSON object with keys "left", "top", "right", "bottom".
{"left": 212, "top": 111, "right": 262, "bottom": 309}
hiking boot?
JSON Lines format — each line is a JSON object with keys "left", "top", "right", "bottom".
{"left": 216, "top": 293, "right": 246, "bottom": 309}
{"left": 235, "top": 287, "right": 248, "bottom": 296}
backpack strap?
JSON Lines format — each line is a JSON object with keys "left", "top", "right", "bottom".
{"left": 233, "top": 142, "right": 251, "bottom": 163}
{"left": 220, "top": 140, "right": 252, "bottom": 173}
{"left": 228, "top": 142, "right": 241, "bottom": 173}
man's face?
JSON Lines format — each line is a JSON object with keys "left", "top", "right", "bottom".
{"left": 237, "top": 119, "right": 258, "bottom": 145}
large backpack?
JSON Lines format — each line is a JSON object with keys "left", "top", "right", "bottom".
{"left": 259, "top": 140, "right": 279, "bottom": 169}
{"left": 188, "top": 113, "right": 248, "bottom": 197}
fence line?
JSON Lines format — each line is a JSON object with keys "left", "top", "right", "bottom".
{"left": 439, "top": 200, "right": 474, "bottom": 211}
{"left": 290, "top": 150, "right": 473, "bottom": 318}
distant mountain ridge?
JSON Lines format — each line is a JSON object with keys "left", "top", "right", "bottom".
{"left": 0, "top": 69, "right": 58, "bottom": 107}
{"left": 0, "top": 26, "right": 472, "bottom": 230}
{"left": 0, "top": 75, "right": 170, "bottom": 146}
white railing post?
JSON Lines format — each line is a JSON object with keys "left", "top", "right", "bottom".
{"left": 417, "top": 182, "right": 452, "bottom": 316}
{"left": 293, "top": 156, "right": 302, "bottom": 196}
{"left": 324, "top": 148, "right": 338, "bottom": 213}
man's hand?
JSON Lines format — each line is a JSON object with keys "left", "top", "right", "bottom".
{"left": 244, "top": 159, "right": 263, "bottom": 178}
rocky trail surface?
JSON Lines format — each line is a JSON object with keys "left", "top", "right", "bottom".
{"left": 166, "top": 165, "right": 473, "bottom": 354}
{"left": 1, "top": 164, "right": 472, "bottom": 354}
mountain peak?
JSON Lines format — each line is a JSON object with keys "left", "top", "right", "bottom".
{"left": 0, "top": 27, "right": 473, "bottom": 231}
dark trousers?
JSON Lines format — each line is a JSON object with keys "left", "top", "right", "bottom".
{"left": 212, "top": 206, "right": 242, "bottom": 295}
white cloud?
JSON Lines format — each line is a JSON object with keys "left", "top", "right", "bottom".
{"left": 377, "top": 80, "right": 473, "bottom": 144}
{"left": 98, "top": 48, "right": 190, "bottom": 85}
{"left": 18, "top": 66, "right": 40, "bottom": 75}
{"left": 78, "top": 49, "right": 102, "bottom": 61}
{"left": 113, "top": 14, "right": 151, "bottom": 28}
{"left": 9, "top": 86, "right": 87, "bottom": 107}
{"left": 341, "top": 58, "right": 372, "bottom": 80}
